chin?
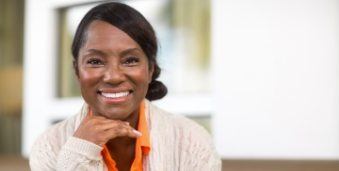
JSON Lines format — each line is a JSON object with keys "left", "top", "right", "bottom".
{"left": 98, "top": 107, "right": 133, "bottom": 120}
{"left": 103, "top": 113, "right": 130, "bottom": 120}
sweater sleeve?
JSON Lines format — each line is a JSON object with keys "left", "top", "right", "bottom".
{"left": 179, "top": 118, "right": 222, "bottom": 171}
{"left": 29, "top": 133, "right": 58, "bottom": 171}
{"left": 30, "top": 134, "right": 107, "bottom": 171}
{"left": 192, "top": 135, "right": 222, "bottom": 171}
{"left": 56, "top": 137, "right": 105, "bottom": 171}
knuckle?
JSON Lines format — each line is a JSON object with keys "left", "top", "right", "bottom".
{"left": 115, "top": 128, "right": 125, "bottom": 136}
{"left": 87, "top": 119, "right": 96, "bottom": 125}
{"left": 97, "top": 134, "right": 107, "bottom": 142}
{"left": 92, "top": 125, "right": 99, "bottom": 131}
{"left": 120, "top": 128, "right": 128, "bottom": 135}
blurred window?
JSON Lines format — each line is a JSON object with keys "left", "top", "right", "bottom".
{"left": 57, "top": 0, "right": 211, "bottom": 97}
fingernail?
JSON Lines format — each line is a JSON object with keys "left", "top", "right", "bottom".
{"left": 124, "top": 122, "right": 130, "bottom": 125}
{"left": 133, "top": 130, "right": 142, "bottom": 137}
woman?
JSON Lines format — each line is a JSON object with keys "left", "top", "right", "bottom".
{"left": 29, "top": 2, "right": 221, "bottom": 171}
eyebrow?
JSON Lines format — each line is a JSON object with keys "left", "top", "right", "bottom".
{"left": 83, "top": 49, "right": 106, "bottom": 56}
{"left": 84, "top": 47, "right": 142, "bottom": 57}
{"left": 120, "top": 48, "right": 143, "bottom": 56}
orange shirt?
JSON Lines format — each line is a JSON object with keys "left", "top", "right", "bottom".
{"left": 89, "top": 101, "right": 150, "bottom": 171}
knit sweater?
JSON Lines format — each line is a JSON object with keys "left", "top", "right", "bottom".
{"left": 29, "top": 100, "right": 221, "bottom": 170}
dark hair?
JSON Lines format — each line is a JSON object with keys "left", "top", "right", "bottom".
{"left": 72, "top": 2, "right": 167, "bottom": 101}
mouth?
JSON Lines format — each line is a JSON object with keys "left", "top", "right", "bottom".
{"left": 100, "top": 91, "right": 130, "bottom": 98}
{"left": 97, "top": 89, "right": 133, "bottom": 104}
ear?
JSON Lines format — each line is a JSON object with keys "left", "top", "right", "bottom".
{"left": 148, "top": 62, "right": 154, "bottom": 84}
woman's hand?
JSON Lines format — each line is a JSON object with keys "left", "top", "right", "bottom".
{"left": 73, "top": 114, "right": 141, "bottom": 146}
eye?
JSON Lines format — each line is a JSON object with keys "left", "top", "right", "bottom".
{"left": 86, "top": 58, "right": 103, "bottom": 66}
{"left": 123, "top": 56, "right": 140, "bottom": 66}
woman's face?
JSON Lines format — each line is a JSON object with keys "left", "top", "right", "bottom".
{"left": 77, "top": 20, "right": 153, "bottom": 120}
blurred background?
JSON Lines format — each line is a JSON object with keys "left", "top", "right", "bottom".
{"left": 1, "top": 0, "right": 339, "bottom": 170}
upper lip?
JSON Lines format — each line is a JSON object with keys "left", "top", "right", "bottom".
{"left": 97, "top": 88, "right": 133, "bottom": 94}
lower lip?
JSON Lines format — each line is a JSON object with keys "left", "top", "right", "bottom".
{"left": 99, "top": 92, "right": 131, "bottom": 104}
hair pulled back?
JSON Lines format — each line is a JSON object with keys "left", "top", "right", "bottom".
{"left": 72, "top": 2, "right": 167, "bottom": 100}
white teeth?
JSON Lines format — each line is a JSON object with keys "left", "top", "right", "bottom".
{"left": 101, "top": 91, "right": 129, "bottom": 98}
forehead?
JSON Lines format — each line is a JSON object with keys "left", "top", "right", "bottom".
{"left": 82, "top": 20, "right": 141, "bottom": 51}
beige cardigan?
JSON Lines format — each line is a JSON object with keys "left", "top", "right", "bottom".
{"left": 29, "top": 100, "right": 221, "bottom": 170}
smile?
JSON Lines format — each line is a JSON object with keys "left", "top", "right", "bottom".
{"left": 100, "top": 91, "right": 130, "bottom": 99}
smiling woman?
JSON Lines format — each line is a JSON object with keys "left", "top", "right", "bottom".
{"left": 29, "top": 2, "right": 220, "bottom": 171}
{"left": 76, "top": 20, "right": 153, "bottom": 121}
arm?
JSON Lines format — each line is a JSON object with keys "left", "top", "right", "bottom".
{"left": 56, "top": 137, "right": 104, "bottom": 171}
{"left": 30, "top": 114, "right": 140, "bottom": 171}
{"left": 29, "top": 134, "right": 105, "bottom": 171}
{"left": 29, "top": 134, "right": 57, "bottom": 171}
{"left": 179, "top": 121, "right": 222, "bottom": 170}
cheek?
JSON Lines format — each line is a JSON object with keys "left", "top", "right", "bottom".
{"left": 137, "top": 67, "right": 152, "bottom": 83}
{"left": 78, "top": 69, "right": 102, "bottom": 89}
{"left": 127, "top": 68, "right": 151, "bottom": 89}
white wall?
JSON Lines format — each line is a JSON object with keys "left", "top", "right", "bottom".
{"left": 212, "top": 0, "right": 339, "bottom": 159}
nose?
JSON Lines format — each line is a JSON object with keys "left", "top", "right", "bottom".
{"left": 102, "top": 64, "right": 125, "bottom": 85}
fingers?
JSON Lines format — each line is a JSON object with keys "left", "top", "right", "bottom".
{"left": 99, "top": 120, "right": 142, "bottom": 138}
{"left": 87, "top": 117, "right": 141, "bottom": 138}
{"left": 107, "top": 125, "right": 142, "bottom": 138}
{"left": 74, "top": 113, "right": 142, "bottom": 146}
{"left": 96, "top": 120, "right": 126, "bottom": 131}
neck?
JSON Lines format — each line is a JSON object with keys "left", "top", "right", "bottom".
{"left": 106, "top": 137, "right": 136, "bottom": 171}
{"left": 124, "top": 109, "right": 139, "bottom": 130}
{"left": 107, "top": 136, "right": 135, "bottom": 150}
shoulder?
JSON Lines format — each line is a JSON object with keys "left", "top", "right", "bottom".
{"left": 31, "top": 114, "right": 77, "bottom": 150}
{"left": 29, "top": 106, "right": 86, "bottom": 170}
{"left": 147, "top": 102, "right": 221, "bottom": 169}
{"left": 148, "top": 101, "right": 211, "bottom": 141}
